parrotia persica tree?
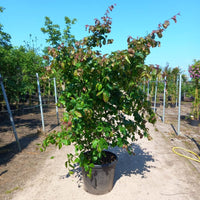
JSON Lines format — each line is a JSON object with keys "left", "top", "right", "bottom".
{"left": 189, "top": 60, "right": 200, "bottom": 120}
{"left": 42, "top": 4, "right": 179, "bottom": 176}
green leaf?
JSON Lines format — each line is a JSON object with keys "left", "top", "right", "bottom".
{"left": 144, "top": 131, "right": 148, "bottom": 137}
{"left": 103, "top": 76, "right": 110, "bottom": 82}
{"left": 117, "top": 138, "right": 123, "bottom": 147}
{"left": 84, "top": 164, "right": 89, "bottom": 172}
{"left": 119, "top": 126, "right": 126, "bottom": 135}
{"left": 74, "top": 111, "right": 82, "bottom": 118}
{"left": 50, "top": 139, "right": 55, "bottom": 144}
{"left": 92, "top": 139, "right": 99, "bottom": 148}
{"left": 69, "top": 163, "right": 74, "bottom": 168}
{"left": 125, "top": 55, "right": 131, "bottom": 64}
{"left": 98, "top": 152, "right": 102, "bottom": 158}
{"left": 96, "top": 89, "right": 104, "bottom": 96}
{"left": 74, "top": 158, "right": 80, "bottom": 163}
{"left": 106, "top": 83, "right": 112, "bottom": 90}
{"left": 75, "top": 62, "right": 81, "bottom": 67}
{"left": 135, "top": 52, "right": 144, "bottom": 59}
{"left": 69, "top": 170, "right": 74, "bottom": 175}
{"left": 92, "top": 156, "right": 98, "bottom": 161}
{"left": 89, "top": 163, "right": 94, "bottom": 168}
{"left": 58, "top": 143, "right": 62, "bottom": 149}
{"left": 103, "top": 90, "right": 110, "bottom": 102}
{"left": 87, "top": 169, "right": 92, "bottom": 178}
{"left": 97, "top": 145, "right": 102, "bottom": 152}
{"left": 50, "top": 156, "right": 54, "bottom": 159}
{"left": 97, "top": 126, "right": 103, "bottom": 132}
{"left": 96, "top": 83, "right": 102, "bottom": 91}
{"left": 67, "top": 92, "right": 71, "bottom": 98}
{"left": 76, "top": 105, "right": 84, "bottom": 111}
{"left": 61, "top": 139, "right": 71, "bottom": 146}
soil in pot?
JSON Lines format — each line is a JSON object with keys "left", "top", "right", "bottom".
{"left": 82, "top": 151, "right": 118, "bottom": 195}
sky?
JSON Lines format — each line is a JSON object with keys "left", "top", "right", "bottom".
{"left": 1, "top": 0, "right": 200, "bottom": 77}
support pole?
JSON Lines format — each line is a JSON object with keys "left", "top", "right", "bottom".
{"left": 0, "top": 74, "right": 21, "bottom": 152}
{"left": 177, "top": 74, "right": 182, "bottom": 135}
{"left": 53, "top": 78, "right": 59, "bottom": 125}
{"left": 163, "top": 76, "right": 166, "bottom": 123}
{"left": 36, "top": 73, "right": 45, "bottom": 132}
{"left": 175, "top": 75, "right": 179, "bottom": 107}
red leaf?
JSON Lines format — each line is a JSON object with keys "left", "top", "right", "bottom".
{"left": 85, "top": 25, "right": 89, "bottom": 30}
{"left": 171, "top": 16, "right": 177, "bottom": 23}
{"left": 127, "top": 36, "right": 133, "bottom": 43}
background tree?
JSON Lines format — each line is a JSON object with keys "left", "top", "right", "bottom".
{"left": 189, "top": 60, "right": 200, "bottom": 120}
{"left": 0, "top": 7, "right": 45, "bottom": 107}
{"left": 41, "top": 16, "right": 77, "bottom": 92}
{"left": 0, "top": 7, "right": 12, "bottom": 49}
{"left": 41, "top": 16, "right": 77, "bottom": 48}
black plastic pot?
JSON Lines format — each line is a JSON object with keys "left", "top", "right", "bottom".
{"left": 151, "top": 103, "right": 160, "bottom": 107}
{"left": 189, "top": 119, "right": 200, "bottom": 126}
{"left": 169, "top": 103, "right": 176, "bottom": 108}
{"left": 82, "top": 151, "right": 118, "bottom": 195}
{"left": 156, "top": 103, "right": 160, "bottom": 107}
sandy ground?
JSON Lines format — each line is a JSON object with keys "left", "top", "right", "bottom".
{"left": 12, "top": 117, "right": 200, "bottom": 200}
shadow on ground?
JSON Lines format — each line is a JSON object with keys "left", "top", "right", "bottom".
{"left": 0, "top": 133, "right": 39, "bottom": 165}
{"left": 185, "top": 135, "right": 200, "bottom": 156}
{"left": 61, "top": 143, "right": 155, "bottom": 188}
{"left": 111, "top": 143, "right": 155, "bottom": 185}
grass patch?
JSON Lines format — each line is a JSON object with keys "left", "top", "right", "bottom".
{"left": 5, "top": 186, "right": 21, "bottom": 194}
{"left": 155, "top": 127, "right": 159, "bottom": 132}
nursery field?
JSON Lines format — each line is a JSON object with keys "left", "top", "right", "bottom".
{"left": 0, "top": 105, "right": 64, "bottom": 200}
{"left": 156, "top": 101, "right": 200, "bottom": 141}
{"left": 0, "top": 101, "right": 199, "bottom": 200}
{"left": 156, "top": 102, "right": 200, "bottom": 170}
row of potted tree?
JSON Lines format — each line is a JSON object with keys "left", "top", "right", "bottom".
{"left": 188, "top": 60, "right": 200, "bottom": 124}
{"left": 144, "top": 63, "right": 199, "bottom": 125}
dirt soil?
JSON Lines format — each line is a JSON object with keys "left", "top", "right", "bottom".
{"left": 0, "top": 102, "right": 200, "bottom": 200}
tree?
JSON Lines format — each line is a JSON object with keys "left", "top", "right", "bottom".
{"left": 41, "top": 16, "right": 77, "bottom": 48}
{"left": 0, "top": 7, "right": 12, "bottom": 49}
{"left": 41, "top": 5, "right": 179, "bottom": 179}
{"left": 41, "top": 16, "right": 77, "bottom": 92}
{"left": 0, "top": 7, "right": 46, "bottom": 107}
{"left": 189, "top": 60, "right": 200, "bottom": 120}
